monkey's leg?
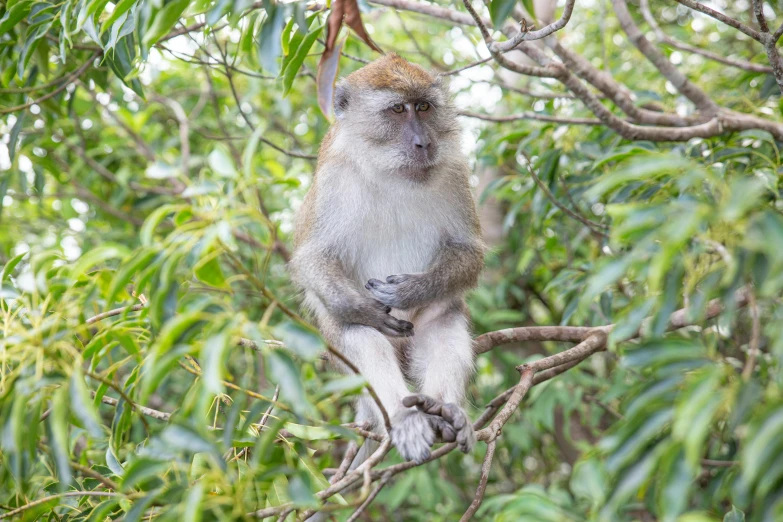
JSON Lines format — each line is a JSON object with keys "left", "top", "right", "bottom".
{"left": 407, "top": 306, "right": 476, "bottom": 453}
{"left": 334, "top": 324, "right": 435, "bottom": 464}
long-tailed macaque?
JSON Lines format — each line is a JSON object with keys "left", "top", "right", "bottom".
{"left": 290, "top": 54, "right": 484, "bottom": 464}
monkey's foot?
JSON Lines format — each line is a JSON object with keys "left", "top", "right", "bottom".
{"left": 402, "top": 394, "right": 476, "bottom": 454}
{"left": 390, "top": 409, "right": 435, "bottom": 464}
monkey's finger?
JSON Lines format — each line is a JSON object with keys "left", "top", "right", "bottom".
{"left": 403, "top": 394, "right": 442, "bottom": 416}
{"left": 379, "top": 326, "right": 414, "bottom": 337}
{"left": 430, "top": 417, "right": 457, "bottom": 442}
{"left": 381, "top": 319, "right": 414, "bottom": 337}
{"left": 441, "top": 403, "right": 466, "bottom": 431}
{"left": 385, "top": 274, "right": 409, "bottom": 284}
{"left": 369, "top": 299, "right": 392, "bottom": 314}
{"left": 365, "top": 279, "right": 385, "bottom": 290}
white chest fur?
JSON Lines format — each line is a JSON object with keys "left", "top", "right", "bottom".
{"left": 318, "top": 171, "right": 461, "bottom": 288}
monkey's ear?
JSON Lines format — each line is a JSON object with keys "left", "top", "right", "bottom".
{"left": 334, "top": 82, "right": 350, "bottom": 119}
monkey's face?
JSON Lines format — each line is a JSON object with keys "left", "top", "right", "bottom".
{"left": 331, "top": 54, "right": 462, "bottom": 182}
{"left": 336, "top": 88, "right": 461, "bottom": 181}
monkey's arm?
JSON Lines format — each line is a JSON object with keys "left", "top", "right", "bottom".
{"left": 365, "top": 237, "right": 484, "bottom": 310}
{"left": 290, "top": 245, "right": 414, "bottom": 337}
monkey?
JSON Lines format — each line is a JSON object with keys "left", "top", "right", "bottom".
{"left": 289, "top": 53, "right": 485, "bottom": 465}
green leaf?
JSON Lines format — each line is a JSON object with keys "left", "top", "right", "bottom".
{"left": 741, "top": 407, "right": 783, "bottom": 488}
{"left": 273, "top": 322, "right": 324, "bottom": 360}
{"left": 1, "top": 252, "right": 27, "bottom": 283}
{"left": 101, "top": 0, "right": 136, "bottom": 34}
{"left": 267, "top": 350, "right": 309, "bottom": 415}
{"left": 283, "top": 24, "right": 323, "bottom": 96}
{"left": 201, "top": 332, "right": 229, "bottom": 395}
{"left": 321, "top": 375, "right": 366, "bottom": 394}
{"left": 142, "top": 0, "right": 190, "bottom": 49}
{"left": 257, "top": 0, "right": 287, "bottom": 75}
{"left": 8, "top": 110, "right": 25, "bottom": 165}
{"left": 106, "top": 446, "right": 125, "bottom": 476}
{"left": 140, "top": 204, "right": 186, "bottom": 246}
{"left": 124, "top": 490, "right": 161, "bottom": 522}
{"left": 193, "top": 250, "right": 228, "bottom": 289}
{"left": 586, "top": 156, "right": 693, "bottom": 200}
{"left": 86, "top": 500, "right": 120, "bottom": 522}
{"left": 183, "top": 482, "right": 205, "bottom": 522}
{"left": 724, "top": 506, "right": 746, "bottom": 522}
{"left": 120, "top": 458, "right": 167, "bottom": 490}
{"left": 284, "top": 423, "right": 336, "bottom": 440}
{"left": 71, "top": 369, "right": 103, "bottom": 437}
{"left": 288, "top": 474, "right": 319, "bottom": 507}
{"left": 69, "top": 244, "right": 129, "bottom": 280}
{"left": 160, "top": 424, "right": 225, "bottom": 469}
{"left": 622, "top": 338, "right": 706, "bottom": 369}
{"left": 107, "top": 247, "right": 157, "bottom": 305}
{"left": 489, "top": 0, "right": 517, "bottom": 32}
{"left": 0, "top": 1, "right": 33, "bottom": 34}
{"left": 208, "top": 148, "right": 237, "bottom": 177}
{"left": 48, "top": 387, "right": 73, "bottom": 489}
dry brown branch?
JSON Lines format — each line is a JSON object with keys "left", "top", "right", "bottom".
{"left": 346, "top": 471, "right": 393, "bottom": 522}
{"left": 742, "top": 289, "right": 761, "bottom": 381}
{"left": 459, "top": 110, "right": 601, "bottom": 125}
{"left": 751, "top": 0, "right": 783, "bottom": 93}
{"left": 672, "top": 0, "right": 761, "bottom": 41}
{"left": 99, "top": 395, "right": 172, "bottom": 422}
{"left": 639, "top": 0, "right": 772, "bottom": 74}
{"left": 85, "top": 304, "right": 145, "bottom": 324}
{"left": 489, "top": 0, "right": 576, "bottom": 53}
{"left": 459, "top": 440, "right": 496, "bottom": 522}
{"left": 70, "top": 461, "right": 121, "bottom": 490}
{"left": 442, "top": 56, "right": 494, "bottom": 76}
{"left": 375, "top": 0, "right": 783, "bottom": 140}
{"left": 611, "top": 0, "right": 719, "bottom": 115}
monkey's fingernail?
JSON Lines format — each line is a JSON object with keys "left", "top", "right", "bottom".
{"left": 385, "top": 306, "right": 392, "bottom": 313}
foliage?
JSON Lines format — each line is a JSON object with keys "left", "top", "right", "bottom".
{"left": 1, "top": 0, "right": 782, "bottom": 520}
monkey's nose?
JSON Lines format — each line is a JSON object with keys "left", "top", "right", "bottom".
{"left": 413, "top": 133, "right": 431, "bottom": 149}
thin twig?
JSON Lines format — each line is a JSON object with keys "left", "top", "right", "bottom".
{"left": 459, "top": 440, "right": 496, "bottom": 521}
{"left": 85, "top": 304, "right": 145, "bottom": 325}
{"left": 0, "top": 52, "right": 100, "bottom": 114}
{"left": 0, "top": 492, "right": 122, "bottom": 519}
{"left": 742, "top": 289, "right": 760, "bottom": 381}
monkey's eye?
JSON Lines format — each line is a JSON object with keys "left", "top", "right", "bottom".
{"left": 417, "top": 102, "right": 430, "bottom": 112}
{"left": 391, "top": 104, "right": 405, "bottom": 113}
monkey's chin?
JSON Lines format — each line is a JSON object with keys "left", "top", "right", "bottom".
{"left": 396, "top": 161, "right": 439, "bottom": 183}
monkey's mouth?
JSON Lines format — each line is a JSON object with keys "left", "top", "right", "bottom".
{"left": 396, "top": 163, "right": 436, "bottom": 182}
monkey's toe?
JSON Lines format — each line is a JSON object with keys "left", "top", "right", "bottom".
{"left": 390, "top": 409, "right": 435, "bottom": 464}
{"left": 403, "top": 394, "right": 475, "bottom": 454}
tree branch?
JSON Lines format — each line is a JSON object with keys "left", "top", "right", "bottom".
{"left": 458, "top": 440, "right": 496, "bottom": 521}
{"left": 639, "top": 0, "right": 772, "bottom": 74}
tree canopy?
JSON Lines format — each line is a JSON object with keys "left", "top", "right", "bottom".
{"left": 1, "top": 0, "right": 783, "bottom": 520}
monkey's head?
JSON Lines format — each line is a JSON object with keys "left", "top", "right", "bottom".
{"left": 332, "top": 53, "right": 461, "bottom": 181}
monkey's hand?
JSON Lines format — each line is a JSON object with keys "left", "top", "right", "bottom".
{"left": 365, "top": 274, "right": 427, "bottom": 310}
{"left": 403, "top": 394, "right": 476, "bottom": 454}
{"left": 344, "top": 298, "right": 414, "bottom": 337}
{"left": 390, "top": 408, "right": 435, "bottom": 464}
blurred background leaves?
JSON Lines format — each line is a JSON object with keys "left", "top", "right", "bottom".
{"left": 1, "top": 0, "right": 783, "bottom": 520}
